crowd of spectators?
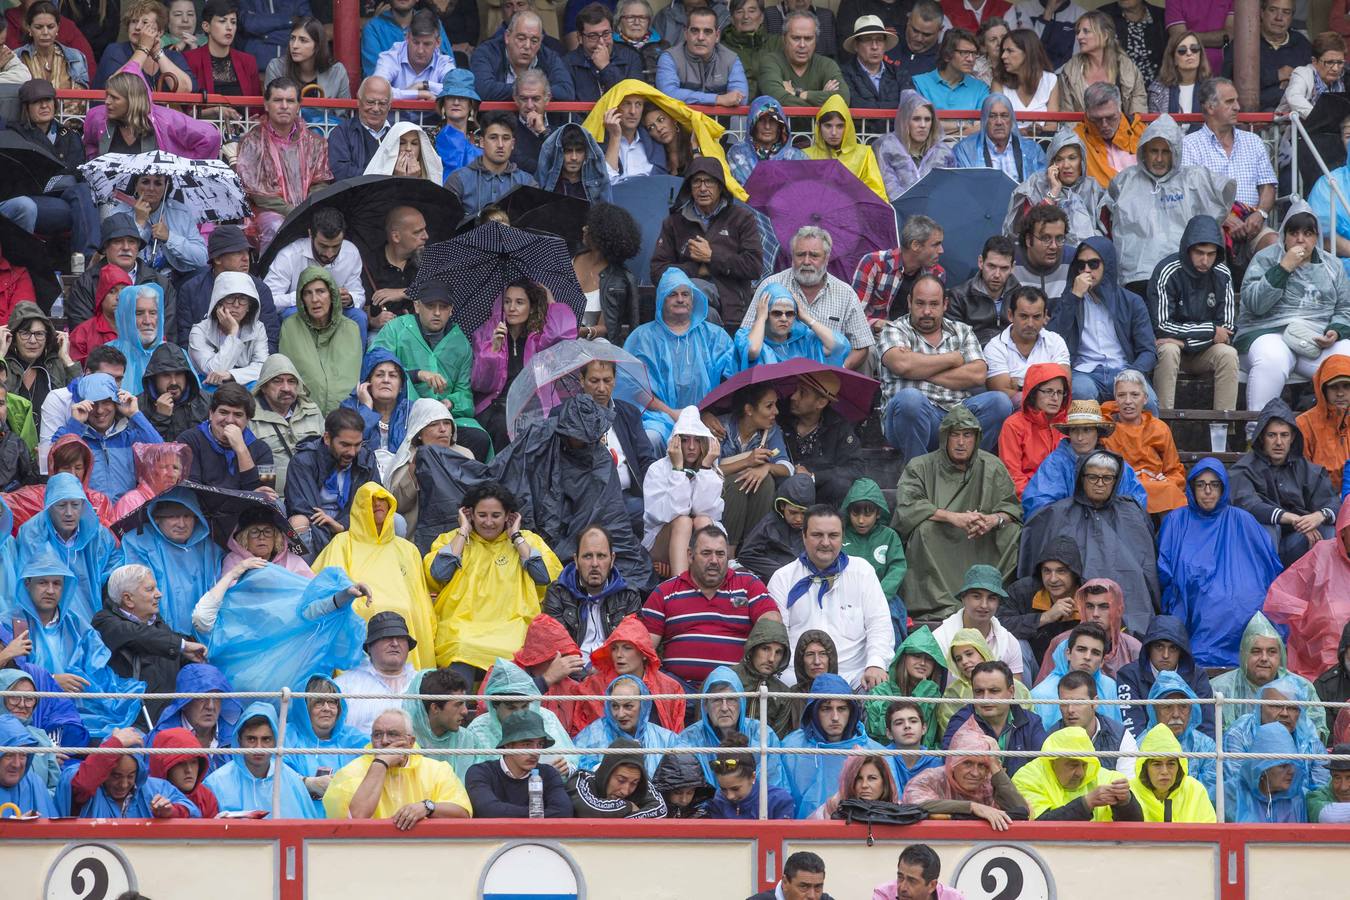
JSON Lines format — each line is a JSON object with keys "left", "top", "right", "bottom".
{"left": 1, "top": 0, "right": 1350, "bottom": 843}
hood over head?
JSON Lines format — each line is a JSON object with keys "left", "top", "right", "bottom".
{"left": 1135, "top": 722, "right": 1189, "bottom": 787}
{"left": 675, "top": 156, "right": 731, "bottom": 209}
{"left": 944, "top": 716, "right": 998, "bottom": 803}
{"left": 651, "top": 751, "right": 714, "bottom": 801}
{"left": 46, "top": 434, "right": 97, "bottom": 490}
{"left": 592, "top": 735, "right": 653, "bottom": 797}
{"left": 979, "top": 92, "right": 1021, "bottom": 142}
{"left": 1070, "top": 235, "right": 1122, "bottom": 290}
{"left": 800, "top": 672, "right": 865, "bottom": 745}
{"left": 894, "top": 89, "right": 938, "bottom": 151}
{"left": 774, "top": 473, "right": 816, "bottom": 518}
{"left": 1280, "top": 197, "right": 1320, "bottom": 240}
{"left": 208, "top": 271, "right": 260, "bottom": 327}
{"left": 889, "top": 625, "right": 948, "bottom": 686}
{"left": 252, "top": 353, "right": 311, "bottom": 403}
{"left": 1139, "top": 614, "right": 1196, "bottom": 671}
{"left": 1020, "top": 362, "right": 1072, "bottom": 418}
{"left": 809, "top": 94, "right": 860, "bottom": 156}
{"left": 295, "top": 265, "right": 344, "bottom": 333}
{"left": 1146, "top": 668, "right": 1202, "bottom": 734}
{"left": 654, "top": 266, "right": 710, "bottom": 335}
{"left": 1184, "top": 456, "right": 1231, "bottom": 514}
{"left": 671, "top": 404, "right": 716, "bottom": 441}
{"left": 947, "top": 627, "right": 996, "bottom": 688}
{"left": 591, "top": 614, "right": 662, "bottom": 676}
{"left": 793, "top": 628, "right": 839, "bottom": 686}
{"left": 349, "top": 480, "right": 399, "bottom": 545}
{"left": 1073, "top": 578, "right": 1125, "bottom": 644}
{"left": 1178, "top": 214, "right": 1226, "bottom": 276}
{"left": 141, "top": 486, "right": 210, "bottom": 549}
{"left": 1240, "top": 721, "right": 1306, "bottom": 799}
{"left": 1310, "top": 353, "right": 1350, "bottom": 421}
{"left": 939, "top": 403, "right": 983, "bottom": 450}
{"left": 141, "top": 342, "right": 203, "bottom": 405}
{"left": 512, "top": 614, "right": 581, "bottom": 668}
{"left": 149, "top": 726, "right": 210, "bottom": 783}
{"left": 698, "top": 665, "right": 749, "bottom": 733}
{"left": 130, "top": 442, "right": 192, "bottom": 494}
{"left": 841, "top": 476, "right": 890, "bottom": 518}
{"left": 95, "top": 266, "right": 134, "bottom": 320}
{"left": 739, "top": 616, "right": 791, "bottom": 678}
{"left": 1251, "top": 398, "right": 1305, "bottom": 460}
{"left": 555, "top": 393, "right": 613, "bottom": 444}
{"left": 1035, "top": 534, "right": 1085, "bottom": 583}
{"left": 1136, "top": 114, "right": 1183, "bottom": 183}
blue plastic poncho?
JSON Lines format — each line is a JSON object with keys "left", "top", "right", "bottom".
{"left": 0, "top": 713, "right": 57, "bottom": 817}
{"left": 1210, "top": 613, "right": 1326, "bottom": 737}
{"left": 624, "top": 268, "right": 734, "bottom": 443}
{"left": 434, "top": 122, "right": 483, "bottom": 180}
{"left": 1030, "top": 639, "right": 1123, "bottom": 728}
{"left": 0, "top": 644, "right": 88, "bottom": 751}
{"left": 951, "top": 93, "right": 1048, "bottom": 180}
{"left": 340, "top": 348, "right": 412, "bottom": 453}
{"left": 0, "top": 669, "right": 61, "bottom": 791}
{"left": 14, "top": 472, "right": 122, "bottom": 626}
{"left": 731, "top": 283, "right": 850, "bottom": 372}
{"left": 0, "top": 495, "right": 16, "bottom": 607}
{"left": 203, "top": 564, "right": 364, "bottom": 695}
{"left": 150, "top": 664, "right": 242, "bottom": 775}
{"left": 1158, "top": 459, "right": 1285, "bottom": 668}
{"left": 465, "top": 659, "right": 576, "bottom": 767}
{"left": 1146, "top": 670, "right": 1217, "bottom": 801}
{"left": 9, "top": 547, "right": 145, "bottom": 739}
{"left": 1021, "top": 438, "right": 1149, "bottom": 520}
{"left": 727, "top": 96, "right": 807, "bottom": 184}
{"left": 110, "top": 281, "right": 165, "bottom": 394}
{"left": 120, "top": 487, "right": 224, "bottom": 636}
{"left": 203, "top": 702, "right": 320, "bottom": 819}
{"left": 1222, "top": 674, "right": 1329, "bottom": 797}
{"left": 780, "top": 673, "right": 883, "bottom": 818}
{"left": 56, "top": 745, "right": 200, "bottom": 818}
{"left": 1307, "top": 141, "right": 1350, "bottom": 277}
{"left": 285, "top": 671, "right": 369, "bottom": 779}
{"left": 677, "top": 665, "right": 786, "bottom": 789}
{"left": 403, "top": 669, "right": 484, "bottom": 781}
{"left": 574, "top": 674, "right": 679, "bottom": 776}
{"left": 1227, "top": 721, "right": 1309, "bottom": 823}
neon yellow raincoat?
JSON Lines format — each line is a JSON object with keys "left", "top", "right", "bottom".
{"left": 803, "top": 95, "right": 887, "bottom": 199}
{"left": 581, "top": 79, "right": 748, "bottom": 200}
{"left": 314, "top": 482, "right": 436, "bottom": 669}
{"left": 1012, "top": 726, "right": 1126, "bottom": 821}
{"left": 424, "top": 526, "right": 562, "bottom": 670}
{"left": 1128, "top": 723, "right": 1217, "bottom": 823}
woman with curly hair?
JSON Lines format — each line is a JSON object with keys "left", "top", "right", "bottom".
{"left": 572, "top": 203, "right": 642, "bottom": 344}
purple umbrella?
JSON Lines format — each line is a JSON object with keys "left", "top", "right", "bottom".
{"left": 697, "top": 359, "right": 880, "bottom": 423}
{"left": 746, "top": 159, "right": 899, "bottom": 283}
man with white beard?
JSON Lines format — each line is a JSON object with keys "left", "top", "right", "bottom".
{"left": 736, "top": 226, "right": 874, "bottom": 370}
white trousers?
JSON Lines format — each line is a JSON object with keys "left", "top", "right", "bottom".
{"left": 1244, "top": 334, "right": 1350, "bottom": 410}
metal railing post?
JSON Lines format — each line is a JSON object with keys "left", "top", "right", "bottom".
{"left": 758, "top": 684, "right": 769, "bottom": 821}
{"left": 1292, "top": 112, "right": 1300, "bottom": 198}
{"left": 272, "top": 688, "right": 290, "bottom": 819}
{"left": 1214, "top": 692, "right": 1226, "bottom": 823}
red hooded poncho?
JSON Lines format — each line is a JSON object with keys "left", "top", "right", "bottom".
{"left": 1264, "top": 495, "right": 1350, "bottom": 680}
{"left": 3, "top": 435, "right": 116, "bottom": 534}
{"left": 149, "top": 727, "right": 220, "bottom": 819}
{"left": 69, "top": 266, "right": 130, "bottom": 365}
{"left": 1036, "top": 578, "right": 1142, "bottom": 681}
{"left": 560, "top": 614, "right": 686, "bottom": 736}
{"left": 997, "top": 363, "right": 1071, "bottom": 496}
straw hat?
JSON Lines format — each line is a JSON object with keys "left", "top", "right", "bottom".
{"left": 843, "top": 16, "right": 899, "bottom": 54}
{"left": 1052, "top": 399, "right": 1116, "bottom": 436}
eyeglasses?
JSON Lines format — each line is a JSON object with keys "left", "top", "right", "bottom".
{"left": 241, "top": 527, "right": 275, "bottom": 540}
{"left": 16, "top": 329, "right": 46, "bottom": 341}
{"left": 581, "top": 29, "right": 613, "bottom": 41}
{"left": 1191, "top": 479, "right": 1223, "bottom": 492}
{"left": 769, "top": 310, "right": 796, "bottom": 318}
{"left": 308, "top": 697, "right": 340, "bottom": 709}
{"left": 360, "top": 98, "right": 392, "bottom": 109}
{"left": 371, "top": 730, "right": 410, "bottom": 742}
{"left": 1176, "top": 44, "right": 1202, "bottom": 56}
{"left": 1084, "top": 473, "right": 1117, "bottom": 485}
{"left": 1037, "top": 388, "right": 1066, "bottom": 398}
{"left": 1034, "top": 233, "right": 1067, "bottom": 246}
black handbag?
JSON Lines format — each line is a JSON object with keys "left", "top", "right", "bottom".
{"left": 833, "top": 800, "right": 929, "bottom": 844}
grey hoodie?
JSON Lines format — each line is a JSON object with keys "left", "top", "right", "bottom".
{"left": 1236, "top": 198, "right": 1350, "bottom": 352}
{"left": 249, "top": 353, "right": 324, "bottom": 493}
{"left": 1003, "top": 128, "right": 1107, "bottom": 244}
{"left": 1106, "top": 115, "right": 1236, "bottom": 283}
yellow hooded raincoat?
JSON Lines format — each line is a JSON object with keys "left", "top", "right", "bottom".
{"left": 938, "top": 627, "right": 1033, "bottom": 732}
{"left": 1128, "top": 724, "right": 1217, "bottom": 823}
{"left": 424, "top": 525, "right": 562, "bottom": 670}
{"left": 313, "top": 482, "right": 437, "bottom": 670}
{"left": 1012, "top": 726, "right": 1128, "bottom": 821}
{"left": 803, "top": 95, "right": 887, "bottom": 199}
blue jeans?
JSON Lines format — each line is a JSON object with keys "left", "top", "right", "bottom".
{"left": 34, "top": 182, "right": 101, "bottom": 258}
{"left": 881, "top": 389, "right": 1013, "bottom": 463}
{"left": 280, "top": 303, "right": 369, "bottom": 346}
{"left": 1071, "top": 366, "right": 1159, "bottom": 414}
{"left": 0, "top": 197, "right": 37, "bottom": 231}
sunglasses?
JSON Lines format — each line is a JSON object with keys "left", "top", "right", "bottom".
{"left": 1078, "top": 258, "right": 1103, "bottom": 270}
{"left": 1176, "top": 44, "right": 1202, "bottom": 56}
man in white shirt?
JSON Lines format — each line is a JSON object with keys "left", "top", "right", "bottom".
{"left": 769, "top": 505, "right": 893, "bottom": 689}
{"left": 931, "top": 564, "right": 1024, "bottom": 682}
{"left": 336, "top": 612, "right": 418, "bottom": 735}
{"left": 601, "top": 92, "right": 658, "bottom": 183}
{"left": 984, "top": 285, "right": 1071, "bottom": 403}
{"left": 262, "top": 207, "right": 369, "bottom": 342}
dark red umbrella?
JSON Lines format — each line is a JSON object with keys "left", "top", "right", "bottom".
{"left": 697, "top": 359, "right": 880, "bottom": 422}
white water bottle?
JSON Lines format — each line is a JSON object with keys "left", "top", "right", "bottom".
{"left": 527, "top": 768, "right": 544, "bottom": 818}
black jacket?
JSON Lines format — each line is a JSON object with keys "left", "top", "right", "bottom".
{"left": 541, "top": 577, "right": 645, "bottom": 647}
{"left": 137, "top": 342, "right": 208, "bottom": 440}
{"left": 464, "top": 757, "right": 573, "bottom": 818}
{"left": 651, "top": 752, "right": 713, "bottom": 817}
{"left": 840, "top": 57, "right": 910, "bottom": 109}
{"left": 1101, "top": 2, "right": 1168, "bottom": 81}
{"left": 177, "top": 421, "right": 274, "bottom": 493}
{"left": 610, "top": 397, "right": 656, "bottom": 489}
{"left": 1230, "top": 399, "right": 1339, "bottom": 526}
{"left": 597, "top": 264, "right": 642, "bottom": 347}
{"left": 0, "top": 418, "right": 36, "bottom": 492}
{"left": 12, "top": 120, "right": 85, "bottom": 172}
{"left": 1115, "top": 614, "right": 1216, "bottom": 739}
{"left": 779, "top": 407, "right": 863, "bottom": 508}
{"left": 949, "top": 272, "right": 1018, "bottom": 346}
{"left": 563, "top": 43, "right": 645, "bottom": 103}
{"left": 565, "top": 739, "right": 666, "bottom": 817}
{"left": 175, "top": 267, "right": 280, "bottom": 353}
{"left": 999, "top": 534, "right": 1082, "bottom": 665}
{"left": 65, "top": 260, "right": 176, "bottom": 340}
{"left": 737, "top": 473, "right": 815, "bottom": 584}
{"left": 283, "top": 435, "right": 381, "bottom": 553}
{"left": 92, "top": 602, "right": 190, "bottom": 722}
{"left": 1224, "top": 30, "right": 1313, "bottom": 112}
{"left": 326, "top": 114, "right": 383, "bottom": 182}
{"left": 1314, "top": 620, "right": 1350, "bottom": 705}
{"left": 1147, "top": 215, "right": 1235, "bottom": 351}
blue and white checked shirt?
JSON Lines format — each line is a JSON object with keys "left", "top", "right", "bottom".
{"left": 1181, "top": 125, "right": 1276, "bottom": 207}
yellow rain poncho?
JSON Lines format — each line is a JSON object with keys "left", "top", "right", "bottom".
{"left": 1012, "top": 727, "right": 1126, "bottom": 821}
{"left": 1128, "top": 724, "right": 1217, "bottom": 823}
{"left": 322, "top": 751, "right": 472, "bottom": 819}
{"left": 803, "top": 95, "right": 887, "bottom": 199}
{"left": 424, "top": 526, "right": 562, "bottom": 670}
{"left": 938, "top": 627, "right": 1032, "bottom": 732}
{"left": 582, "top": 79, "right": 748, "bottom": 200}
{"left": 313, "top": 482, "right": 436, "bottom": 670}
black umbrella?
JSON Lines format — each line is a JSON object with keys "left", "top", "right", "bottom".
{"left": 492, "top": 185, "right": 591, "bottom": 255}
{"left": 256, "top": 175, "right": 466, "bottom": 270}
{"left": 111, "top": 480, "right": 305, "bottom": 555}
{"left": 0, "top": 131, "right": 64, "bottom": 197}
{"left": 0, "top": 214, "right": 61, "bottom": 309}
{"left": 1296, "top": 93, "right": 1350, "bottom": 196}
{"left": 411, "top": 221, "right": 585, "bottom": 336}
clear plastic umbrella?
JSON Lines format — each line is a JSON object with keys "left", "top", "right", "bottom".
{"left": 504, "top": 339, "right": 654, "bottom": 440}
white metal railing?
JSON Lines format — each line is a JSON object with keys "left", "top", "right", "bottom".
{"left": 1289, "top": 111, "right": 1350, "bottom": 256}
{"left": 3, "top": 687, "right": 1346, "bottom": 824}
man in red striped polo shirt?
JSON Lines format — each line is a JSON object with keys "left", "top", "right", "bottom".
{"left": 641, "top": 525, "right": 782, "bottom": 687}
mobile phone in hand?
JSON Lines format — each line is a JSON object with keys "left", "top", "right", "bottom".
{"left": 12, "top": 617, "right": 29, "bottom": 639}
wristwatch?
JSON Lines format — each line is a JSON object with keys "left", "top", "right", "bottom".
{"left": 422, "top": 799, "right": 435, "bottom": 816}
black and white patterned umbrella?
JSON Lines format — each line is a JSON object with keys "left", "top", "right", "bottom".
{"left": 411, "top": 221, "right": 586, "bottom": 336}
{"left": 78, "top": 150, "right": 248, "bottom": 223}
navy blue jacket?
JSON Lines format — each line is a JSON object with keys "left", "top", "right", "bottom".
{"left": 705, "top": 782, "right": 796, "bottom": 819}
{"left": 1049, "top": 236, "right": 1158, "bottom": 375}
{"left": 464, "top": 760, "right": 573, "bottom": 817}
{"left": 840, "top": 58, "right": 911, "bottom": 109}
{"left": 470, "top": 36, "right": 576, "bottom": 101}
{"left": 1224, "top": 30, "right": 1314, "bottom": 112}
{"left": 563, "top": 44, "right": 644, "bottom": 102}
{"left": 282, "top": 435, "right": 381, "bottom": 553}
{"left": 175, "top": 268, "right": 280, "bottom": 353}
{"left": 93, "top": 42, "right": 196, "bottom": 90}
{"left": 327, "top": 115, "right": 385, "bottom": 182}
{"left": 177, "top": 424, "right": 274, "bottom": 493}
{"left": 1115, "top": 614, "right": 1216, "bottom": 740}
{"left": 942, "top": 704, "right": 1049, "bottom": 776}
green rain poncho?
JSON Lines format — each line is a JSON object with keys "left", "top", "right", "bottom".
{"left": 1210, "top": 612, "right": 1326, "bottom": 739}
{"left": 841, "top": 477, "right": 907, "bottom": 598}
{"left": 893, "top": 406, "right": 1022, "bottom": 619}
{"left": 464, "top": 659, "right": 575, "bottom": 768}
{"left": 864, "top": 626, "right": 946, "bottom": 747}
{"left": 276, "top": 265, "right": 364, "bottom": 414}
{"left": 369, "top": 311, "right": 484, "bottom": 438}
{"left": 403, "top": 669, "right": 485, "bottom": 780}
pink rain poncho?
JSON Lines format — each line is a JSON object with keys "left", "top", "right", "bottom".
{"left": 901, "top": 716, "right": 998, "bottom": 806}
{"left": 1264, "top": 494, "right": 1350, "bottom": 680}
{"left": 110, "top": 443, "right": 192, "bottom": 521}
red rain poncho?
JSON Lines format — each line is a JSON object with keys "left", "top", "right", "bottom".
{"left": 1036, "top": 578, "right": 1142, "bottom": 681}
{"left": 110, "top": 442, "right": 193, "bottom": 521}
{"left": 559, "top": 614, "right": 686, "bottom": 736}
{"left": 4, "top": 435, "right": 115, "bottom": 533}
{"left": 1264, "top": 494, "right": 1350, "bottom": 679}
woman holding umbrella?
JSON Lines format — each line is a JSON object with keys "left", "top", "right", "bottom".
{"left": 714, "top": 382, "right": 793, "bottom": 554}
{"left": 277, "top": 266, "right": 363, "bottom": 415}
{"left": 470, "top": 279, "right": 577, "bottom": 452}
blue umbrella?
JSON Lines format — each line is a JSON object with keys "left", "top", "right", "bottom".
{"left": 892, "top": 167, "right": 1018, "bottom": 283}
{"left": 612, "top": 173, "right": 683, "bottom": 286}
